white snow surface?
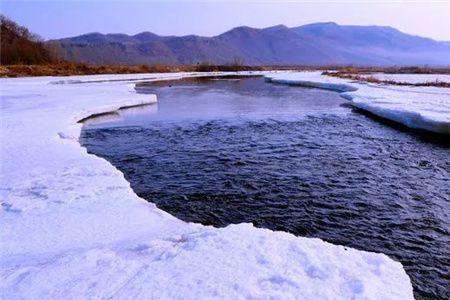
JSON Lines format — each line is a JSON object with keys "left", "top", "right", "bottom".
{"left": 360, "top": 73, "right": 450, "bottom": 84}
{"left": 1, "top": 72, "right": 413, "bottom": 300}
{"left": 267, "top": 71, "right": 450, "bottom": 134}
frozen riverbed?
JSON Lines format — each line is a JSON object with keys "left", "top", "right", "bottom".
{"left": 267, "top": 71, "right": 450, "bottom": 134}
{"left": 1, "top": 72, "right": 413, "bottom": 299}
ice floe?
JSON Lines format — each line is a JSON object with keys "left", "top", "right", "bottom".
{"left": 267, "top": 71, "right": 450, "bottom": 134}
{"left": 1, "top": 72, "right": 413, "bottom": 299}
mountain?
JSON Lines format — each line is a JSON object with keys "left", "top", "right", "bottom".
{"left": 291, "top": 22, "right": 450, "bottom": 66}
{"left": 51, "top": 22, "right": 450, "bottom": 66}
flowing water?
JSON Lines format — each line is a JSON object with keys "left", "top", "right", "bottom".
{"left": 81, "top": 76, "right": 450, "bottom": 299}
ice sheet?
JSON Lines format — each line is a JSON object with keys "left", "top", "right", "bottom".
{"left": 1, "top": 72, "right": 413, "bottom": 299}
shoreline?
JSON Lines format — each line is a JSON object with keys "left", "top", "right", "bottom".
{"left": 266, "top": 72, "right": 450, "bottom": 135}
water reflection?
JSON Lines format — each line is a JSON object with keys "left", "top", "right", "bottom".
{"left": 82, "top": 103, "right": 158, "bottom": 128}
{"left": 86, "top": 77, "right": 349, "bottom": 129}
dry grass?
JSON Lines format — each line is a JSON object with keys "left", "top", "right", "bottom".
{"left": 0, "top": 63, "right": 183, "bottom": 77}
{"left": 2, "top": 63, "right": 450, "bottom": 79}
{"left": 0, "top": 62, "right": 264, "bottom": 77}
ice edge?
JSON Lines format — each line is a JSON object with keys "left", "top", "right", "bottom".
{"left": 266, "top": 74, "right": 450, "bottom": 135}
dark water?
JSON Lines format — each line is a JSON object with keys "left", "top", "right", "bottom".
{"left": 81, "top": 77, "right": 450, "bottom": 299}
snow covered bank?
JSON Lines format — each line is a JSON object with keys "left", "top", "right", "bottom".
{"left": 267, "top": 72, "right": 450, "bottom": 134}
{"left": 1, "top": 72, "right": 413, "bottom": 299}
{"left": 360, "top": 73, "right": 450, "bottom": 84}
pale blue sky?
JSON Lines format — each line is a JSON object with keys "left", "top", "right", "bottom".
{"left": 2, "top": 1, "right": 450, "bottom": 41}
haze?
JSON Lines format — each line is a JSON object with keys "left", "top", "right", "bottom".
{"left": 2, "top": 0, "right": 450, "bottom": 41}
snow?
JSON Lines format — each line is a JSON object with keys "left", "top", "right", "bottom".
{"left": 1, "top": 72, "right": 413, "bottom": 299}
{"left": 267, "top": 71, "right": 450, "bottom": 134}
{"left": 360, "top": 73, "right": 450, "bottom": 84}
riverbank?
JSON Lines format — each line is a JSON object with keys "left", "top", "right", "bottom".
{"left": 266, "top": 72, "right": 450, "bottom": 134}
{"left": 3, "top": 63, "right": 450, "bottom": 78}
{"left": 323, "top": 71, "right": 450, "bottom": 88}
{"left": 0, "top": 63, "right": 264, "bottom": 77}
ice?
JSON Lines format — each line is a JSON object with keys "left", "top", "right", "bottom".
{"left": 1, "top": 72, "right": 413, "bottom": 299}
{"left": 267, "top": 71, "right": 450, "bottom": 134}
{"left": 360, "top": 73, "right": 450, "bottom": 84}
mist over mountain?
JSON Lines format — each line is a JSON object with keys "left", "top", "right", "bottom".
{"left": 52, "top": 22, "right": 450, "bottom": 66}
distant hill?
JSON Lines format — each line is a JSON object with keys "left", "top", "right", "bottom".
{"left": 53, "top": 22, "right": 450, "bottom": 66}
{"left": 0, "top": 15, "right": 56, "bottom": 65}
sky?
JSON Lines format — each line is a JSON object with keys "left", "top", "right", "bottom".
{"left": 2, "top": 0, "right": 450, "bottom": 41}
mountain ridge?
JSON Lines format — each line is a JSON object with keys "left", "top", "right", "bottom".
{"left": 51, "top": 22, "right": 450, "bottom": 66}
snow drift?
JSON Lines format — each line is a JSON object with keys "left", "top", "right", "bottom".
{"left": 1, "top": 72, "right": 413, "bottom": 299}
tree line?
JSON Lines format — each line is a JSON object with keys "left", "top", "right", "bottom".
{"left": 1, "top": 15, "right": 59, "bottom": 65}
